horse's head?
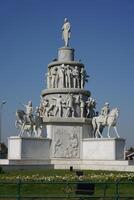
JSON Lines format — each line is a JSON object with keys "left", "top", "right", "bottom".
{"left": 16, "top": 110, "right": 26, "bottom": 122}
{"left": 110, "top": 107, "right": 119, "bottom": 117}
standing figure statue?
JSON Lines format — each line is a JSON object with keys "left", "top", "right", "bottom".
{"left": 80, "top": 68, "right": 89, "bottom": 89}
{"left": 72, "top": 66, "right": 80, "bottom": 88}
{"left": 52, "top": 95, "right": 65, "bottom": 117}
{"left": 46, "top": 69, "right": 52, "bottom": 88}
{"left": 79, "top": 94, "right": 85, "bottom": 118}
{"left": 86, "top": 97, "right": 96, "bottom": 118}
{"left": 40, "top": 97, "right": 49, "bottom": 117}
{"left": 62, "top": 18, "right": 71, "bottom": 47}
{"left": 51, "top": 66, "right": 58, "bottom": 88}
{"left": 34, "top": 106, "right": 43, "bottom": 137}
{"left": 65, "top": 65, "right": 72, "bottom": 88}
{"left": 57, "top": 64, "right": 65, "bottom": 88}
{"left": 40, "top": 97, "right": 55, "bottom": 117}
{"left": 65, "top": 94, "right": 75, "bottom": 117}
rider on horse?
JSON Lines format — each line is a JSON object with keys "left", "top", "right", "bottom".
{"left": 100, "top": 102, "right": 110, "bottom": 125}
{"left": 23, "top": 101, "right": 34, "bottom": 124}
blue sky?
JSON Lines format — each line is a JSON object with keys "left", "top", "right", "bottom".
{"left": 0, "top": 0, "right": 133, "bottom": 147}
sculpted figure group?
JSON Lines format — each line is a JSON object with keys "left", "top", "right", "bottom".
{"left": 15, "top": 99, "right": 120, "bottom": 139}
{"left": 39, "top": 94, "right": 96, "bottom": 119}
{"left": 46, "top": 65, "right": 89, "bottom": 89}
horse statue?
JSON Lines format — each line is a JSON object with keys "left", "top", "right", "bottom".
{"left": 92, "top": 108, "right": 120, "bottom": 138}
{"left": 15, "top": 109, "right": 43, "bottom": 137}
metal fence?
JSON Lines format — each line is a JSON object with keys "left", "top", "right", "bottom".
{"left": 0, "top": 180, "right": 134, "bottom": 200}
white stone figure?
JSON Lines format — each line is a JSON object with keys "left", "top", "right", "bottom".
{"left": 57, "top": 64, "right": 65, "bottom": 88}
{"left": 65, "top": 65, "right": 72, "bottom": 88}
{"left": 40, "top": 97, "right": 54, "bottom": 117}
{"left": 100, "top": 102, "right": 110, "bottom": 124}
{"left": 15, "top": 110, "right": 33, "bottom": 137}
{"left": 54, "top": 137, "right": 62, "bottom": 156}
{"left": 22, "top": 101, "right": 33, "bottom": 124}
{"left": 33, "top": 106, "right": 43, "bottom": 137}
{"left": 40, "top": 98, "right": 49, "bottom": 117}
{"left": 16, "top": 102, "right": 43, "bottom": 138}
{"left": 79, "top": 94, "right": 85, "bottom": 118}
{"left": 92, "top": 107, "right": 120, "bottom": 138}
{"left": 72, "top": 66, "right": 80, "bottom": 88}
{"left": 65, "top": 94, "right": 75, "bottom": 117}
{"left": 62, "top": 18, "right": 71, "bottom": 47}
{"left": 52, "top": 95, "right": 65, "bottom": 117}
{"left": 65, "top": 132, "right": 78, "bottom": 157}
{"left": 51, "top": 66, "right": 57, "bottom": 88}
{"left": 46, "top": 70, "right": 52, "bottom": 88}
{"left": 86, "top": 97, "right": 96, "bottom": 118}
{"left": 80, "top": 68, "right": 89, "bottom": 89}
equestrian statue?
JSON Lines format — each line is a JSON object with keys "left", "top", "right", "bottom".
{"left": 15, "top": 101, "right": 43, "bottom": 137}
{"left": 92, "top": 102, "right": 120, "bottom": 138}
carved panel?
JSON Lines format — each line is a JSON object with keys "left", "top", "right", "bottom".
{"left": 52, "top": 126, "right": 80, "bottom": 158}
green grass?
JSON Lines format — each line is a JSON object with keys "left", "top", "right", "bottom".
{"left": 0, "top": 169, "right": 134, "bottom": 199}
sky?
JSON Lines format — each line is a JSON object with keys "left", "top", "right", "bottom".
{"left": 0, "top": 0, "right": 134, "bottom": 147}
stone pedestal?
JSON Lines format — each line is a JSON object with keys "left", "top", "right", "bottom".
{"left": 58, "top": 47, "right": 74, "bottom": 61}
{"left": 82, "top": 138, "right": 125, "bottom": 160}
{"left": 43, "top": 118, "right": 93, "bottom": 159}
{"left": 8, "top": 136, "right": 51, "bottom": 160}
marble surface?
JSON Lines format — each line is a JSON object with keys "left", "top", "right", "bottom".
{"left": 8, "top": 136, "right": 51, "bottom": 160}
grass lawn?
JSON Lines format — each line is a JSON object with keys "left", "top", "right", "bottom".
{"left": 0, "top": 169, "right": 134, "bottom": 199}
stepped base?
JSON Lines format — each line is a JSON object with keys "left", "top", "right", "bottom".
{"left": 0, "top": 136, "right": 133, "bottom": 172}
{"left": 51, "top": 159, "right": 134, "bottom": 171}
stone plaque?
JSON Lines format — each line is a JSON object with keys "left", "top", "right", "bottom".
{"left": 52, "top": 126, "right": 80, "bottom": 158}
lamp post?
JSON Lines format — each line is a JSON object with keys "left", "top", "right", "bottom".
{"left": 0, "top": 101, "right": 7, "bottom": 144}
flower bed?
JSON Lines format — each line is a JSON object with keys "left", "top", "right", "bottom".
{"left": 0, "top": 171, "right": 134, "bottom": 182}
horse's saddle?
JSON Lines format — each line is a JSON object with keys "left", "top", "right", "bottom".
{"left": 99, "top": 115, "right": 107, "bottom": 126}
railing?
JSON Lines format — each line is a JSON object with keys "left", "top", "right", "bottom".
{"left": 0, "top": 180, "right": 134, "bottom": 199}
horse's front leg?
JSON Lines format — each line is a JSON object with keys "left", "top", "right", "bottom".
{"left": 96, "top": 125, "right": 103, "bottom": 138}
{"left": 33, "top": 126, "right": 38, "bottom": 137}
{"left": 107, "top": 125, "right": 111, "bottom": 138}
{"left": 114, "top": 126, "right": 120, "bottom": 138}
{"left": 20, "top": 123, "right": 25, "bottom": 137}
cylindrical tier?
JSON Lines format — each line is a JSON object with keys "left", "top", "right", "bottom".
{"left": 41, "top": 88, "right": 91, "bottom": 97}
{"left": 40, "top": 88, "right": 91, "bottom": 119}
{"left": 58, "top": 47, "right": 74, "bottom": 61}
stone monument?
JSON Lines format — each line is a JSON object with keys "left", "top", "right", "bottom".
{"left": 2, "top": 18, "right": 134, "bottom": 171}
{"left": 40, "top": 18, "right": 95, "bottom": 160}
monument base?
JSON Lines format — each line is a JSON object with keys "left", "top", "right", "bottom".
{"left": 51, "top": 159, "right": 134, "bottom": 171}
{"left": 82, "top": 138, "right": 125, "bottom": 160}
{"left": 8, "top": 136, "right": 51, "bottom": 160}
{"left": 0, "top": 136, "right": 134, "bottom": 171}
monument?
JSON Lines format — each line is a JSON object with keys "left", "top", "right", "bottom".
{"left": 1, "top": 19, "right": 134, "bottom": 171}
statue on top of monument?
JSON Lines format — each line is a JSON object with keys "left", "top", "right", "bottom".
{"left": 62, "top": 18, "right": 71, "bottom": 47}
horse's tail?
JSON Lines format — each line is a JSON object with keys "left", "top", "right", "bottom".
{"left": 92, "top": 117, "right": 97, "bottom": 137}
